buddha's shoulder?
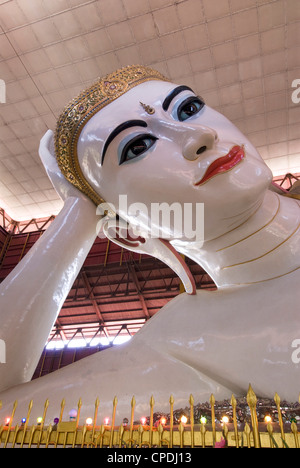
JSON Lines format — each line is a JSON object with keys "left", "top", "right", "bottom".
{"left": 169, "top": 268, "right": 300, "bottom": 310}
{"left": 136, "top": 269, "right": 299, "bottom": 340}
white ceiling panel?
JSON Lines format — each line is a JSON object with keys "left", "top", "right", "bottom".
{"left": 0, "top": 0, "right": 299, "bottom": 221}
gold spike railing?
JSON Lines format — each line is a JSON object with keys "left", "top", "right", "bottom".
{"left": 0, "top": 385, "right": 299, "bottom": 448}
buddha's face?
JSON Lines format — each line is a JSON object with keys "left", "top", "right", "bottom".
{"left": 77, "top": 80, "right": 272, "bottom": 242}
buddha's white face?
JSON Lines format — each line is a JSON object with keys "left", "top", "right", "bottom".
{"left": 77, "top": 80, "right": 272, "bottom": 242}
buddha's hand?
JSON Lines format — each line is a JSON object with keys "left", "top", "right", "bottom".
{"left": 39, "top": 129, "right": 88, "bottom": 202}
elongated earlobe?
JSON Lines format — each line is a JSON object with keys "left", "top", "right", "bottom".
{"left": 102, "top": 218, "right": 196, "bottom": 295}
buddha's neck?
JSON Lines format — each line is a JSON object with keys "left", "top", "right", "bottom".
{"left": 175, "top": 190, "right": 300, "bottom": 288}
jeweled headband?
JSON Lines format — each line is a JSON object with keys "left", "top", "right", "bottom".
{"left": 54, "top": 65, "right": 170, "bottom": 206}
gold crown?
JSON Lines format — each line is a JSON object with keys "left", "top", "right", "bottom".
{"left": 54, "top": 65, "right": 170, "bottom": 206}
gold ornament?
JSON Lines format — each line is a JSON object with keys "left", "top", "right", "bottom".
{"left": 54, "top": 65, "right": 170, "bottom": 206}
{"left": 140, "top": 102, "right": 155, "bottom": 114}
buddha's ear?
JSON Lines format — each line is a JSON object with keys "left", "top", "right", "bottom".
{"left": 39, "top": 130, "right": 89, "bottom": 202}
{"left": 101, "top": 217, "right": 196, "bottom": 295}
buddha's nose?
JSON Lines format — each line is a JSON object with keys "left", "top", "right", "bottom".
{"left": 182, "top": 127, "right": 217, "bottom": 161}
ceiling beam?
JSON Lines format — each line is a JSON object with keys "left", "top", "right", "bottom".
{"left": 81, "top": 270, "right": 110, "bottom": 338}
{"left": 54, "top": 319, "right": 68, "bottom": 341}
{"left": 128, "top": 263, "right": 150, "bottom": 320}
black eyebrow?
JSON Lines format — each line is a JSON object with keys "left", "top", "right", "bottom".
{"left": 101, "top": 120, "right": 147, "bottom": 164}
{"left": 162, "top": 85, "right": 195, "bottom": 111}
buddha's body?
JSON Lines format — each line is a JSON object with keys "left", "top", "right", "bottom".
{"left": 0, "top": 68, "right": 299, "bottom": 424}
{"left": 0, "top": 259, "right": 299, "bottom": 424}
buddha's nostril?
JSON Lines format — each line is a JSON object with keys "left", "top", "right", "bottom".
{"left": 196, "top": 145, "right": 207, "bottom": 155}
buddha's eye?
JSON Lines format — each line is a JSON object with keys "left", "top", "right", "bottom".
{"left": 177, "top": 96, "right": 205, "bottom": 121}
{"left": 120, "top": 134, "right": 158, "bottom": 165}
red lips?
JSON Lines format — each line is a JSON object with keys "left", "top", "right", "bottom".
{"left": 195, "top": 145, "right": 245, "bottom": 186}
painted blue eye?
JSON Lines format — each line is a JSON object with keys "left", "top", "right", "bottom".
{"left": 177, "top": 96, "right": 205, "bottom": 121}
{"left": 120, "top": 134, "right": 158, "bottom": 165}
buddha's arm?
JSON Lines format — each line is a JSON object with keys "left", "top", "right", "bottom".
{"left": 0, "top": 131, "right": 98, "bottom": 392}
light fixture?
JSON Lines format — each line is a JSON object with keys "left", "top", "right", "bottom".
{"left": 104, "top": 417, "right": 110, "bottom": 425}
{"left": 160, "top": 417, "right": 167, "bottom": 426}
{"left": 85, "top": 417, "right": 93, "bottom": 425}
{"left": 200, "top": 416, "right": 207, "bottom": 424}
{"left": 264, "top": 415, "right": 272, "bottom": 424}
{"left": 140, "top": 417, "right": 147, "bottom": 425}
{"left": 180, "top": 415, "right": 188, "bottom": 424}
{"left": 69, "top": 409, "right": 77, "bottom": 421}
{"left": 221, "top": 415, "right": 229, "bottom": 424}
{"left": 37, "top": 417, "right": 43, "bottom": 425}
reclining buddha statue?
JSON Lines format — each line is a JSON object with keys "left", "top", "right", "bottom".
{"left": 0, "top": 65, "right": 299, "bottom": 424}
